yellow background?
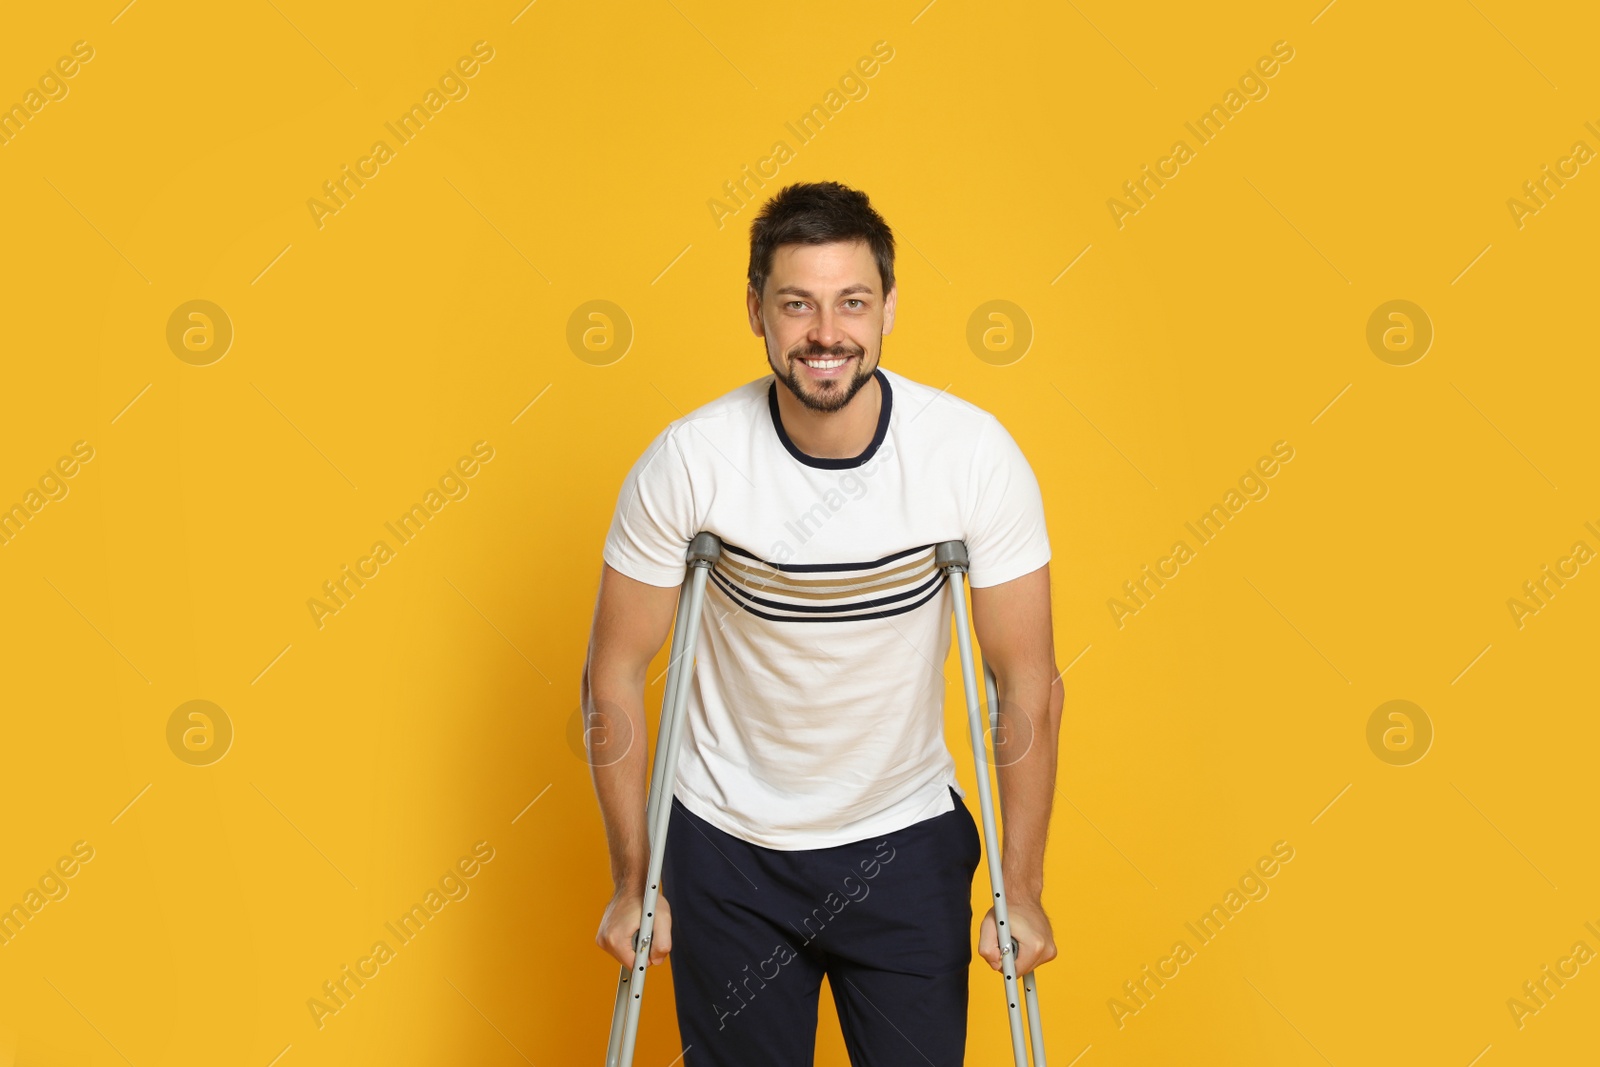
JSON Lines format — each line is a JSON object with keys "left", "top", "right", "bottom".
{"left": 1, "top": 1, "right": 1596, "bottom": 1064}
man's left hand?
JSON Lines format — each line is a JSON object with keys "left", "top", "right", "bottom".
{"left": 978, "top": 897, "right": 1056, "bottom": 976}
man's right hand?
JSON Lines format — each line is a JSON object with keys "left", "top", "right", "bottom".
{"left": 597, "top": 887, "right": 673, "bottom": 968}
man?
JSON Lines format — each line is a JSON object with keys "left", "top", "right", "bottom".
{"left": 583, "top": 180, "right": 1062, "bottom": 1065}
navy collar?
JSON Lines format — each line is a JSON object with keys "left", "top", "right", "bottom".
{"left": 767, "top": 367, "right": 892, "bottom": 470}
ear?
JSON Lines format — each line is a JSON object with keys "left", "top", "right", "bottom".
{"left": 882, "top": 284, "right": 897, "bottom": 335}
{"left": 746, "top": 284, "right": 766, "bottom": 338}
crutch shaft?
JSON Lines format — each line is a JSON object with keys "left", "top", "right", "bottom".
{"left": 937, "top": 550, "right": 1029, "bottom": 1067}
{"left": 616, "top": 563, "right": 709, "bottom": 1063}
{"left": 603, "top": 973, "right": 629, "bottom": 1066}
{"left": 606, "top": 590, "right": 693, "bottom": 1067}
{"left": 1024, "top": 971, "right": 1047, "bottom": 1066}
{"left": 645, "top": 585, "right": 696, "bottom": 831}
{"left": 606, "top": 533, "right": 722, "bottom": 1066}
{"left": 984, "top": 652, "right": 1049, "bottom": 1067}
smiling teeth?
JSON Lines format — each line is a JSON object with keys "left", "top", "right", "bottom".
{"left": 802, "top": 357, "right": 847, "bottom": 369}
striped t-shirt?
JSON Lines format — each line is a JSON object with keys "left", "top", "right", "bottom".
{"left": 602, "top": 365, "right": 1052, "bottom": 849}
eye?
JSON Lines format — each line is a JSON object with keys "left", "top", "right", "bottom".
{"left": 845, "top": 299, "right": 865, "bottom": 309}
{"left": 785, "top": 300, "right": 807, "bottom": 311}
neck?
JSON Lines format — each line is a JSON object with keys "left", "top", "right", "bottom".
{"left": 774, "top": 371, "right": 882, "bottom": 460}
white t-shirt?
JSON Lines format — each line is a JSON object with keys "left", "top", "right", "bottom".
{"left": 602, "top": 365, "right": 1051, "bottom": 849}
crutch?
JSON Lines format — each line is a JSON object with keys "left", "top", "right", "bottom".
{"left": 603, "top": 531, "right": 722, "bottom": 1067}
{"left": 936, "top": 540, "right": 1049, "bottom": 1067}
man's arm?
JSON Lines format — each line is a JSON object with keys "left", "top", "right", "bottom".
{"left": 582, "top": 561, "right": 682, "bottom": 968}
{"left": 968, "top": 561, "right": 1064, "bottom": 976}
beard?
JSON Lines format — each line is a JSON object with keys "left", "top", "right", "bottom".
{"left": 772, "top": 342, "right": 875, "bottom": 414}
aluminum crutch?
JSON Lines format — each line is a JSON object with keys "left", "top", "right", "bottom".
{"left": 983, "top": 650, "right": 1047, "bottom": 1066}
{"left": 603, "top": 532, "right": 722, "bottom": 1067}
{"left": 936, "top": 540, "right": 1049, "bottom": 1067}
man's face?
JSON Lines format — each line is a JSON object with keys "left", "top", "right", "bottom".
{"left": 748, "top": 239, "right": 896, "bottom": 414}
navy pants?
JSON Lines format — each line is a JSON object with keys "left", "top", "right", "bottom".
{"left": 661, "top": 787, "right": 982, "bottom": 1066}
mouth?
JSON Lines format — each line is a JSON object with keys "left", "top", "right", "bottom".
{"left": 794, "top": 353, "right": 856, "bottom": 378}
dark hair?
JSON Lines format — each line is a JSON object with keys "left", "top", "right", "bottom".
{"left": 747, "top": 181, "right": 896, "bottom": 299}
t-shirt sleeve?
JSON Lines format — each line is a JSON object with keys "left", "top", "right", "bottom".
{"left": 965, "top": 414, "right": 1052, "bottom": 588}
{"left": 601, "top": 425, "right": 698, "bottom": 587}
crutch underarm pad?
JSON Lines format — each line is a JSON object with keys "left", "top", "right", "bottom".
{"left": 934, "top": 539, "right": 970, "bottom": 572}
{"left": 687, "top": 531, "right": 723, "bottom": 565}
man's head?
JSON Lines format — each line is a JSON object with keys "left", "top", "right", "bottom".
{"left": 746, "top": 182, "right": 897, "bottom": 414}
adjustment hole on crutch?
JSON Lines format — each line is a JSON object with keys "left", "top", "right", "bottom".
{"left": 647, "top": 912, "right": 652, "bottom": 917}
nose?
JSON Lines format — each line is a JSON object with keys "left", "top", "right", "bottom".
{"left": 809, "top": 307, "right": 844, "bottom": 351}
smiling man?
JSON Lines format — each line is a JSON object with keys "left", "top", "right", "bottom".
{"left": 583, "top": 181, "right": 1062, "bottom": 1066}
